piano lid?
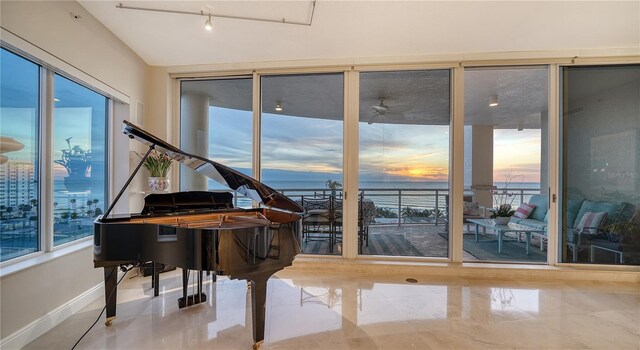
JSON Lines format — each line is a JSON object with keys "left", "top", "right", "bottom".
{"left": 122, "top": 121, "right": 303, "bottom": 213}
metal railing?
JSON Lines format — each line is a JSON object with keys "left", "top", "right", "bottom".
{"left": 233, "top": 187, "right": 541, "bottom": 226}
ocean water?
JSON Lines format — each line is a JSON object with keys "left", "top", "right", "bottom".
{"left": 211, "top": 179, "right": 541, "bottom": 211}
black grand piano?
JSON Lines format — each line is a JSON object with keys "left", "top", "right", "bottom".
{"left": 94, "top": 121, "right": 303, "bottom": 349}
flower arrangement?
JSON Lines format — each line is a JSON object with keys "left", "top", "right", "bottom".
{"left": 142, "top": 150, "right": 173, "bottom": 177}
{"left": 489, "top": 203, "right": 516, "bottom": 219}
{"left": 488, "top": 174, "right": 522, "bottom": 219}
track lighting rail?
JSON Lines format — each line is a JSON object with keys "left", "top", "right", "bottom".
{"left": 115, "top": 1, "right": 316, "bottom": 27}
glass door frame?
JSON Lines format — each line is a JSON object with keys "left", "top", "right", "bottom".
{"left": 171, "top": 55, "right": 639, "bottom": 270}
{"left": 556, "top": 60, "right": 640, "bottom": 268}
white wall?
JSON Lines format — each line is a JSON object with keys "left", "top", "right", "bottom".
{"left": 0, "top": 0, "right": 148, "bottom": 344}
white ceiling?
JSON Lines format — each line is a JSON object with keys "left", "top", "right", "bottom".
{"left": 78, "top": 1, "right": 638, "bottom": 129}
{"left": 79, "top": 1, "right": 640, "bottom": 67}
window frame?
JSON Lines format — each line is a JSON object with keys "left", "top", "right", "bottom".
{"left": 557, "top": 63, "right": 640, "bottom": 267}
{"left": 170, "top": 54, "right": 639, "bottom": 271}
{"left": 0, "top": 45, "right": 112, "bottom": 267}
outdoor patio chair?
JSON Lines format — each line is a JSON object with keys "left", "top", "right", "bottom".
{"left": 300, "top": 196, "right": 334, "bottom": 251}
{"left": 332, "top": 193, "right": 373, "bottom": 254}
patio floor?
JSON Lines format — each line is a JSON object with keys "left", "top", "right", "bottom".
{"left": 301, "top": 224, "right": 548, "bottom": 263}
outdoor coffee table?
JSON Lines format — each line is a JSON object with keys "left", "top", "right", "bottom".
{"left": 466, "top": 218, "right": 545, "bottom": 255}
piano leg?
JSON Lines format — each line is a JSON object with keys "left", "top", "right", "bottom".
{"left": 152, "top": 261, "right": 160, "bottom": 297}
{"left": 103, "top": 266, "right": 118, "bottom": 326}
{"left": 250, "top": 276, "right": 269, "bottom": 349}
{"left": 180, "top": 268, "right": 189, "bottom": 307}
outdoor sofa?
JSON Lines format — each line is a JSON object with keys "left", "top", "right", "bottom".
{"left": 510, "top": 194, "right": 639, "bottom": 263}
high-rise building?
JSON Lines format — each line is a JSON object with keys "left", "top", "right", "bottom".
{"left": 0, "top": 160, "right": 37, "bottom": 209}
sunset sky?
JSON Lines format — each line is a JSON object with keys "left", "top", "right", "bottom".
{"left": 206, "top": 107, "right": 541, "bottom": 184}
{"left": 2, "top": 105, "right": 541, "bottom": 185}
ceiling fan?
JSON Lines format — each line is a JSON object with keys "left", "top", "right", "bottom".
{"left": 367, "top": 98, "right": 412, "bottom": 124}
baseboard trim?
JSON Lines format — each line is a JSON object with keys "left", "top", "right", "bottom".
{"left": 0, "top": 282, "right": 104, "bottom": 350}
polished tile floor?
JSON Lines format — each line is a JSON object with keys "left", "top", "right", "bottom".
{"left": 25, "top": 268, "right": 640, "bottom": 349}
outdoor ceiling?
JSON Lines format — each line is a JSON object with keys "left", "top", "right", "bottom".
{"left": 181, "top": 66, "right": 640, "bottom": 129}
{"left": 181, "top": 68, "right": 549, "bottom": 129}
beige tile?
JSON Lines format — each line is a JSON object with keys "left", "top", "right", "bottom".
{"left": 23, "top": 268, "right": 640, "bottom": 350}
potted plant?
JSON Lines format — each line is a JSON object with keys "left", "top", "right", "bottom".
{"left": 142, "top": 150, "right": 173, "bottom": 192}
{"left": 55, "top": 138, "right": 91, "bottom": 192}
{"left": 604, "top": 222, "right": 640, "bottom": 246}
{"left": 325, "top": 179, "right": 342, "bottom": 198}
{"left": 489, "top": 204, "right": 516, "bottom": 225}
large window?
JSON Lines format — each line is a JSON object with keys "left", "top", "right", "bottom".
{"left": 261, "top": 73, "right": 344, "bottom": 256}
{"left": 561, "top": 65, "right": 640, "bottom": 265}
{"left": 180, "top": 78, "right": 253, "bottom": 207}
{"left": 53, "top": 74, "right": 107, "bottom": 246}
{"left": 0, "top": 47, "right": 110, "bottom": 261}
{"left": 463, "top": 67, "right": 548, "bottom": 263}
{"left": 358, "top": 70, "right": 451, "bottom": 258}
{"left": 0, "top": 48, "right": 40, "bottom": 261}
{"left": 175, "top": 61, "right": 637, "bottom": 266}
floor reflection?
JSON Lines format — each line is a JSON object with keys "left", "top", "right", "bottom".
{"left": 490, "top": 288, "right": 540, "bottom": 314}
{"left": 23, "top": 268, "right": 640, "bottom": 350}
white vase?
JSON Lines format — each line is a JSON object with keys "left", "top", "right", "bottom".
{"left": 492, "top": 216, "right": 511, "bottom": 225}
{"left": 148, "top": 177, "right": 170, "bottom": 192}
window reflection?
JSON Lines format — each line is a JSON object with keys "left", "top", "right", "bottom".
{"left": 53, "top": 74, "right": 107, "bottom": 245}
{"left": 561, "top": 65, "right": 640, "bottom": 265}
{"left": 490, "top": 288, "right": 540, "bottom": 314}
{"left": 358, "top": 284, "right": 448, "bottom": 325}
{"left": 0, "top": 48, "right": 40, "bottom": 261}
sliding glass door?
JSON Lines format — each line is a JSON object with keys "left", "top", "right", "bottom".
{"left": 180, "top": 78, "right": 253, "bottom": 207}
{"left": 560, "top": 65, "right": 640, "bottom": 265}
{"left": 463, "top": 66, "right": 549, "bottom": 263}
{"left": 358, "top": 70, "right": 451, "bottom": 258}
{"left": 261, "top": 73, "right": 344, "bottom": 256}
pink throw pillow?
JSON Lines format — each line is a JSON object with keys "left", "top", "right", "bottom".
{"left": 576, "top": 211, "right": 608, "bottom": 234}
{"left": 513, "top": 203, "right": 536, "bottom": 219}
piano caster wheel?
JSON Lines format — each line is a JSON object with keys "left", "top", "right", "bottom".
{"left": 105, "top": 317, "right": 115, "bottom": 326}
{"left": 247, "top": 281, "right": 252, "bottom": 290}
{"left": 253, "top": 340, "right": 263, "bottom": 349}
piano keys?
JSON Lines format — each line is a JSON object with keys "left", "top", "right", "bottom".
{"left": 94, "top": 121, "right": 303, "bottom": 349}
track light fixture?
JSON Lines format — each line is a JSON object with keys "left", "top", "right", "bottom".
{"left": 115, "top": 2, "right": 316, "bottom": 32}
{"left": 204, "top": 14, "right": 213, "bottom": 31}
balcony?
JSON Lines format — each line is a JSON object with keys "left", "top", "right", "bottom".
{"left": 270, "top": 187, "right": 546, "bottom": 262}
